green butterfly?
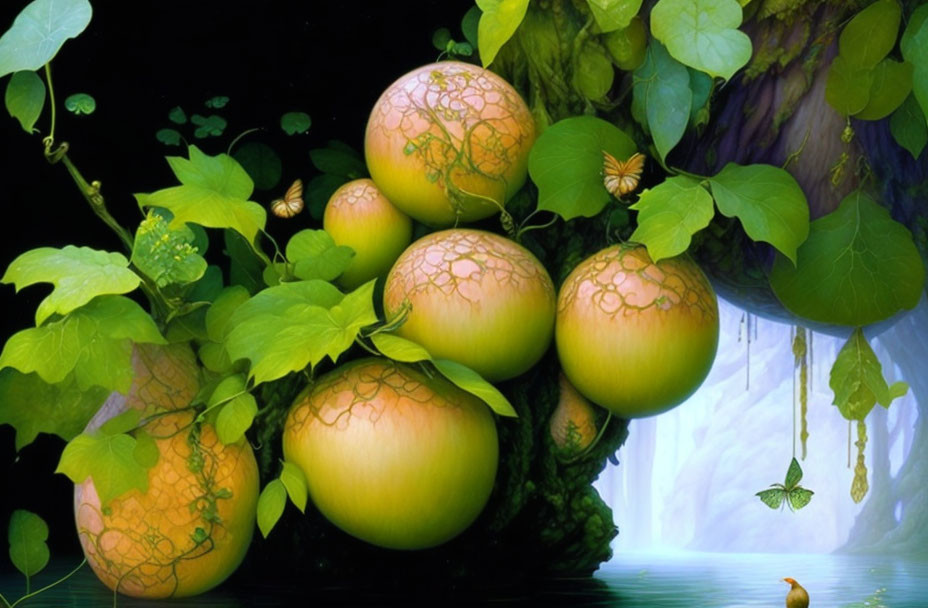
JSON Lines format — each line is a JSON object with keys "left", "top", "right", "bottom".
{"left": 756, "top": 458, "right": 814, "bottom": 511}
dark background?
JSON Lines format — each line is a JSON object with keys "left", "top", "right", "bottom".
{"left": 0, "top": 0, "right": 473, "bottom": 565}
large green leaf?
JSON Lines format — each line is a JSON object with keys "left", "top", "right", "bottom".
{"left": 0, "top": 295, "right": 165, "bottom": 392}
{"left": 632, "top": 42, "right": 692, "bottom": 162}
{"left": 650, "top": 0, "right": 752, "bottom": 81}
{"left": 769, "top": 192, "right": 925, "bottom": 326}
{"left": 629, "top": 176, "right": 715, "bottom": 261}
{"left": 900, "top": 11, "right": 928, "bottom": 127}
{"left": 825, "top": 55, "right": 874, "bottom": 116}
{"left": 8, "top": 510, "right": 49, "bottom": 579}
{"left": 0, "top": 0, "right": 93, "bottom": 79}
{"left": 830, "top": 327, "right": 909, "bottom": 421}
{"left": 528, "top": 116, "right": 637, "bottom": 220}
{"left": 205, "top": 286, "right": 251, "bottom": 343}
{"left": 57, "top": 431, "right": 153, "bottom": 507}
{"left": 209, "top": 374, "right": 257, "bottom": 444}
{"left": 5, "top": 70, "right": 44, "bottom": 132}
{"left": 3, "top": 245, "right": 141, "bottom": 325}
{"left": 855, "top": 58, "right": 913, "bottom": 121}
{"left": 131, "top": 210, "right": 207, "bottom": 288}
{"left": 432, "top": 359, "right": 517, "bottom": 418}
{"left": 136, "top": 146, "right": 266, "bottom": 243}
{"left": 233, "top": 142, "right": 282, "bottom": 191}
{"left": 708, "top": 163, "right": 810, "bottom": 264}
{"left": 890, "top": 94, "right": 927, "bottom": 159}
{"left": 838, "top": 0, "right": 902, "bottom": 70}
{"left": 279, "top": 461, "right": 308, "bottom": 513}
{"left": 0, "top": 368, "right": 107, "bottom": 450}
{"left": 309, "top": 142, "right": 366, "bottom": 178}
{"left": 571, "top": 40, "right": 615, "bottom": 101}
{"left": 256, "top": 479, "right": 287, "bottom": 537}
{"left": 286, "top": 229, "right": 355, "bottom": 282}
{"left": 370, "top": 333, "right": 517, "bottom": 418}
{"left": 586, "top": 0, "right": 642, "bottom": 33}
{"left": 225, "top": 280, "right": 377, "bottom": 385}
{"left": 476, "top": 0, "right": 530, "bottom": 67}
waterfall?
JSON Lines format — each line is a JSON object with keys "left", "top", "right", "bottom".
{"left": 595, "top": 298, "right": 920, "bottom": 554}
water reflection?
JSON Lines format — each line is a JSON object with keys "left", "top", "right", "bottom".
{"left": 2, "top": 552, "right": 925, "bottom": 606}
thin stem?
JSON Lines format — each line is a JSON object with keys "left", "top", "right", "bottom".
{"left": 58, "top": 156, "right": 134, "bottom": 251}
{"left": 44, "top": 63, "right": 57, "bottom": 142}
{"left": 226, "top": 127, "right": 261, "bottom": 155}
{"left": 9, "top": 559, "right": 87, "bottom": 608}
{"left": 354, "top": 336, "right": 381, "bottom": 357}
{"left": 0, "top": 591, "right": 10, "bottom": 608}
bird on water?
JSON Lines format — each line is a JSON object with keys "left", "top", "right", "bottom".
{"left": 783, "top": 577, "right": 810, "bottom": 608}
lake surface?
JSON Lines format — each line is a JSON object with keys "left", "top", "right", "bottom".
{"left": 1, "top": 551, "right": 926, "bottom": 606}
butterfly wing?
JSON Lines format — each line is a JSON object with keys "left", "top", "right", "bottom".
{"left": 602, "top": 151, "right": 624, "bottom": 197}
{"left": 756, "top": 488, "right": 786, "bottom": 510}
{"left": 787, "top": 487, "right": 814, "bottom": 511}
{"left": 271, "top": 179, "right": 304, "bottom": 218}
{"left": 784, "top": 457, "right": 803, "bottom": 489}
{"left": 603, "top": 151, "right": 645, "bottom": 197}
{"left": 619, "top": 152, "right": 645, "bottom": 197}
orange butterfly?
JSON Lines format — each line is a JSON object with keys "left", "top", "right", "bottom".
{"left": 270, "top": 179, "right": 304, "bottom": 218}
{"left": 602, "top": 151, "right": 645, "bottom": 198}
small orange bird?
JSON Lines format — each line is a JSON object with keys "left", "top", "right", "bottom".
{"left": 783, "top": 577, "right": 810, "bottom": 608}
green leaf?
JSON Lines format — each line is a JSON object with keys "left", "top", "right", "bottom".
{"left": 650, "top": 0, "right": 752, "bottom": 81}
{"left": 854, "top": 58, "right": 913, "bottom": 120}
{"left": 156, "top": 128, "right": 182, "bottom": 146}
{"left": 839, "top": 0, "right": 902, "bottom": 70}
{"left": 586, "top": 0, "right": 642, "bottom": 33}
{"left": 0, "top": 295, "right": 165, "bottom": 392}
{"left": 131, "top": 211, "right": 207, "bottom": 288}
{"left": 830, "top": 327, "right": 908, "bottom": 421}
{"left": 286, "top": 230, "right": 355, "bottom": 282}
{"left": 572, "top": 40, "right": 615, "bottom": 100}
{"left": 432, "top": 359, "right": 517, "bottom": 417}
{"left": 784, "top": 457, "right": 803, "bottom": 489}
{"left": 432, "top": 27, "right": 453, "bottom": 51}
{"left": 306, "top": 173, "right": 350, "bottom": 221}
{"left": 280, "top": 461, "right": 308, "bottom": 513}
{"left": 901, "top": 14, "right": 928, "bottom": 126}
{"left": 56, "top": 431, "right": 153, "bottom": 506}
{"left": 632, "top": 42, "right": 692, "bottom": 162}
{"left": 225, "top": 280, "right": 378, "bottom": 385}
{"left": 5, "top": 70, "right": 44, "bottom": 133}
{"left": 132, "top": 430, "right": 159, "bottom": 468}
{"left": 688, "top": 68, "right": 713, "bottom": 128}
{"left": 770, "top": 191, "right": 925, "bottom": 326}
{"left": 256, "top": 479, "right": 287, "bottom": 538}
{"left": 0, "top": 0, "right": 93, "bottom": 79}
{"left": 205, "top": 95, "right": 229, "bottom": 109}
{"left": 462, "top": 5, "right": 481, "bottom": 48}
{"left": 708, "top": 163, "right": 810, "bottom": 264}
{"left": 2, "top": 245, "right": 141, "bottom": 325}
{"left": 216, "top": 390, "right": 257, "bottom": 444}
{"left": 0, "top": 369, "right": 108, "bottom": 450}
{"left": 224, "top": 230, "right": 266, "bottom": 294}
{"left": 136, "top": 146, "right": 265, "bottom": 244}
{"left": 99, "top": 409, "right": 141, "bottom": 436}
{"left": 629, "top": 176, "right": 715, "bottom": 261}
{"left": 168, "top": 106, "right": 187, "bottom": 124}
{"left": 755, "top": 488, "right": 785, "bottom": 509}
{"left": 900, "top": 4, "right": 928, "bottom": 60}
{"left": 452, "top": 41, "right": 474, "bottom": 56}
{"left": 528, "top": 116, "right": 637, "bottom": 220}
{"left": 233, "top": 142, "right": 282, "bottom": 191}
{"left": 280, "top": 111, "right": 311, "bottom": 135}
{"left": 206, "top": 286, "right": 251, "bottom": 342}
{"left": 309, "top": 144, "right": 366, "bottom": 177}
{"left": 825, "top": 55, "right": 874, "bottom": 116}
{"left": 476, "top": 0, "right": 530, "bottom": 67}
{"left": 890, "top": 94, "right": 927, "bottom": 159}
{"left": 370, "top": 333, "right": 432, "bottom": 363}
{"left": 191, "top": 113, "right": 227, "bottom": 138}
{"left": 8, "top": 510, "right": 49, "bottom": 579}
{"left": 64, "top": 92, "right": 95, "bottom": 115}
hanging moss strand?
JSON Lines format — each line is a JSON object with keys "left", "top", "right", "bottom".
{"left": 851, "top": 420, "right": 869, "bottom": 503}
